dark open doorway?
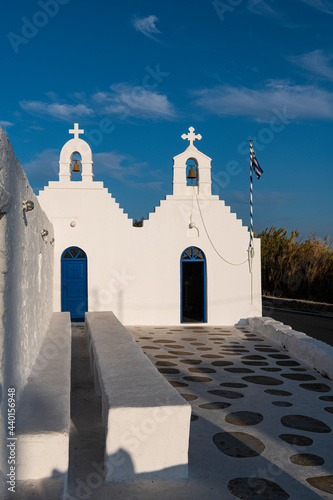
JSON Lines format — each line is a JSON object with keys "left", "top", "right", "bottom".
{"left": 181, "top": 247, "right": 207, "bottom": 323}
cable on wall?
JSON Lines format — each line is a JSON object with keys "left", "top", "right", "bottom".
{"left": 196, "top": 195, "right": 249, "bottom": 267}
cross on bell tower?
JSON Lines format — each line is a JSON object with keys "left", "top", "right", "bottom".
{"left": 59, "top": 123, "right": 93, "bottom": 182}
{"left": 69, "top": 123, "right": 84, "bottom": 139}
{"left": 181, "top": 126, "right": 202, "bottom": 147}
{"left": 172, "top": 126, "right": 212, "bottom": 197}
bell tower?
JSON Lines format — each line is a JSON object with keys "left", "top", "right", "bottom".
{"left": 59, "top": 123, "right": 94, "bottom": 182}
{"left": 172, "top": 126, "right": 213, "bottom": 197}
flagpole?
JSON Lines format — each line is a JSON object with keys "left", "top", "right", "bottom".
{"left": 249, "top": 140, "right": 254, "bottom": 252}
{"left": 248, "top": 141, "right": 263, "bottom": 305}
{"left": 249, "top": 140, "right": 254, "bottom": 304}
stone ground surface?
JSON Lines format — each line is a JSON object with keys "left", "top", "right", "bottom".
{"left": 16, "top": 323, "right": 333, "bottom": 499}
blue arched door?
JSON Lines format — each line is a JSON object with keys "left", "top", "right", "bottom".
{"left": 61, "top": 247, "right": 87, "bottom": 321}
{"left": 181, "top": 247, "right": 207, "bottom": 323}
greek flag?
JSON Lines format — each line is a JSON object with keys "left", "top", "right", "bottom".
{"left": 250, "top": 146, "right": 263, "bottom": 180}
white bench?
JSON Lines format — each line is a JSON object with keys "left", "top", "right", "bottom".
{"left": 85, "top": 311, "right": 191, "bottom": 482}
{"left": 16, "top": 312, "right": 71, "bottom": 490}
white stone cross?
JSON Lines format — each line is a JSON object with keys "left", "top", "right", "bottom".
{"left": 69, "top": 123, "right": 84, "bottom": 139}
{"left": 181, "top": 126, "right": 202, "bottom": 146}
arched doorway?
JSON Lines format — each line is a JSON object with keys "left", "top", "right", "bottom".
{"left": 61, "top": 247, "right": 87, "bottom": 321}
{"left": 181, "top": 247, "right": 207, "bottom": 323}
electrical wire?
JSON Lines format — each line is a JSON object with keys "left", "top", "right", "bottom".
{"left": 196, "top": 194, "right": 249, "bottom": 267}
{"left": 190, "top": 185, "right": 195, "bottom": 223}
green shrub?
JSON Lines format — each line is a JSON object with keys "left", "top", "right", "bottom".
{"left": 258, "top": 227, "right": 333, "bottom": 303}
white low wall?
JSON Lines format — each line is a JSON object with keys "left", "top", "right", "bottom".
{"left": 16, "top": 313, "right": 71, "bottom": 483}
{"left": 249, "top": 317, "right": 333, "bottom": 380}
{"left": 86, "top": 312, "right": 191, "bottom": 481}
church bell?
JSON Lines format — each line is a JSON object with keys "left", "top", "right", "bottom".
{"left": 187, "top": 166, "right": 197, "bottom": 181}
{"left": 72, "top": 160, "right": 80, "bottom": 172}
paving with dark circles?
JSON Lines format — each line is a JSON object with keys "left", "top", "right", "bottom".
{"left": 127, "top": 325, "right": 333, "bottom": 499}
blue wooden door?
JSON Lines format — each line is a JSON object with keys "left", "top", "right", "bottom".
{"left": 61, "top": 247, "right": 87, "bottom": 321}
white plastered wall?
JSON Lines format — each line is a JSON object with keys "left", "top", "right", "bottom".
{"left": 38, "top": 129, "right": 261, "bottom": 327}
{"left": 0, "top": 128, "right": 54, "bottom": 491}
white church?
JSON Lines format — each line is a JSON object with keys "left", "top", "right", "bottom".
{"left": 38, "top": 124, "right": 262, "bottom": 325}
{"left": 0, "top": 123, "right": 262, "bottom": 495}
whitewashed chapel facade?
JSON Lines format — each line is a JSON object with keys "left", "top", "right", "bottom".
{"left": 38, "top": 124, "right": 261, "bottom": 325}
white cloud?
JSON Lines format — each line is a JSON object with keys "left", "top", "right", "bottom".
{"left": 288, "top": 50, "right": 333, "bottom": 80}
{"left": 22, "top": 148, "right": 59, "bottom": 175}
{"left": 193, "top": 81, "right": 333, "bottom": 121}
{"left": 0, "top": 120, "right": 14, "bottom": 130}
{"left": 132, "top": 15, "right": 160, "bottom": 39}
{"left": 139, "top": 181, "right": 164, "bottom": 191}
{"left": 22, "top": 144, "right": 165, "bottom": 196}
{"left": 247, "top": 0, "right": 302, "bottom": 27}
{"left": 22, "top": 148, "right": 59, "bottom": 190}
{"left": 89, "top": 152, "right": 164, "bottom": 189}
{"left": 93, "top": 84, "right": 176, "bottom": 119}
{"left": 20, "top": 83, "right": 175, "bottom": 123}
{"left": 21, "top": 148, "right": 149, "bottom": 189}
{"left": 93, "top": 152, "right": 141, "bottom": 182}
{"left": 28, "top": 124, "right": 44, "bottom": 131}
{"left": 247, "top": 0, "right": 280, "bottom": 18}
{"left": 248, "top": 0, "right": 333, "bottom": 18}
{"left": 300, "top": 0, "right": 333, "bottom": 14}
{"left": 20, "top": 101, "right": 94, "bottom": 120}
{"left": 230, "top": 190, "right": 295, "bottom": 205}
{"left": 92, "top": 92, "right": 109, "bottom": 104}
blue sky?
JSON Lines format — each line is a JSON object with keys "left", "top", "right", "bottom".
{"left": 1, "top": 0, "right": 333, "bottom": 239}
